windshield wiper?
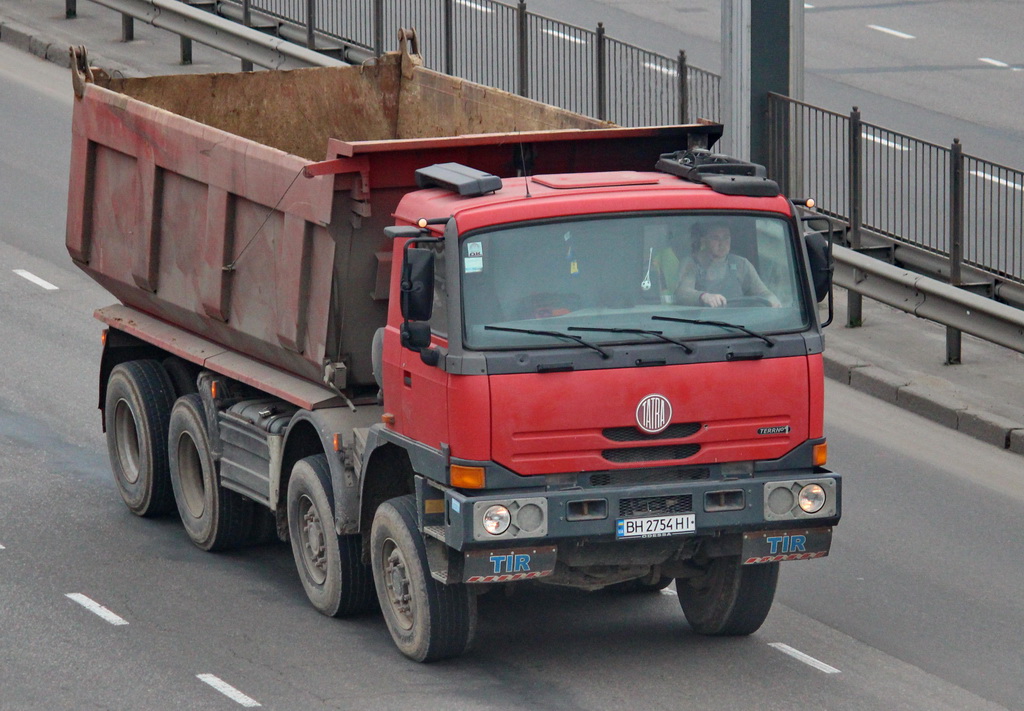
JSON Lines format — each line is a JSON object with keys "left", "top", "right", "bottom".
{"left": 651, "top": 315, "right": 774, "bottom": 347}
{"left": 568, "top": 326, "right": 693, "bottom": 354}
{"left": 485, "top": 325, "right": 611, "bottom": 359}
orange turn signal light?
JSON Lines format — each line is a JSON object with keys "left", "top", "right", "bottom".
{"left": 813, "top": 442, "right": 828, "bottom": 467}
{"left": 450, "top": 465, "right": 486, "bottom": 489}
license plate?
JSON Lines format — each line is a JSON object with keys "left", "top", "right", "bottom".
{"left": 617, "top": 514, "right": 696, "bottom": 539}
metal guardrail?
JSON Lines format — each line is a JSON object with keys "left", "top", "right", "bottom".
{"left": 833, "top": 245, "right": 1024, "bottom": 355}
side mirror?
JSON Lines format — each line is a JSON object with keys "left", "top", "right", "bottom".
{"left": 804, "top": 231, "right": 833, "bottom": 303}
{"left": 400, "top": 247, "right": 435, "bottom": 322}
{"left": 400, "top": 322, "right": 440, "bottom": 366}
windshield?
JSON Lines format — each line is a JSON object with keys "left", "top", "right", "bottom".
{"left": 460, "top": 213, "right": 810, "bottom": 349}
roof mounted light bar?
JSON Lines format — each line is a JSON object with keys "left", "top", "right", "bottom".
{"left": 415, "top": 163, "right": 503, "bottom": 197}
{"left": 656, "top": 149, "right": 781, "bottom": 197}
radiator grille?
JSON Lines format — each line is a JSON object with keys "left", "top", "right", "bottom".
{"left": 588, "top": 467, "right": 710, "bottom": 487}
{"left": 619, "top": 495, "right": 693, "bottom": 517}
{"left": 603, "top": 423, "right": 701, "bottom": 442}
{"left": 602, "top": 444, "right": 701, "bottom": 463}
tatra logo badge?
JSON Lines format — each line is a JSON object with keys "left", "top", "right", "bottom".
{"left": 636, "top": 394, "right": 672, "bottom": 434}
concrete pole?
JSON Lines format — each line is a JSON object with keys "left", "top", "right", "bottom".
{"left": 720, "top": 0, "right": 751, "bottom": 159}
{"left": 721, "top": 0, "right": 805, "bottom": 164}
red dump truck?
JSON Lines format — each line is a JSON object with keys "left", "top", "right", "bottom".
{"left": 67, "top": 43, "right": 840, "bottom": 662}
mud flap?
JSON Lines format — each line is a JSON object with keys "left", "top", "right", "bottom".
{"left": 741, "top": 527, "right": 832, "bottom": 565}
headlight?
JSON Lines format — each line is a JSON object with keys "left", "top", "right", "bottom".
{"left": 798, "top": 484, "right": 826, "bottom": 513}
{"left": 482, "top": 505, "right": 511, "bottom": 535}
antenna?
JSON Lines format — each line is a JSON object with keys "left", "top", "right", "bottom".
{"left": 518, "top": 142, "right": 532, "bottom": 198}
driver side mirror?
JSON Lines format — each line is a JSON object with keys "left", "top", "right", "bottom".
{"left": 804, "top": 231, "right": 833, "bottom": 303}
{"left": 400, "top": 247, "right": 435, "bottom": 322}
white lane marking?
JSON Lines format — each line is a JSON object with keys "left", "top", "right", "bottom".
{"left": 197, "top": 675, "right": 261, "bottom": 708}
{"left": 979, "top": 57, "right": 1009, "bottom": 68}
{"left": 660, "top": 587, "right": 677, "bottom": 596}
{"left": 542, "top": 28, "right": 588, "bottom": 46}
{"left": 12, "top": 269, "right": 59, "bottom": 290}
{"left": 804, "top": 3, "right": 815, "bottom": 7}
{"left": 455, "top": 0, "right": 493, "bottom": 12}
{"left": 644, "top": 61, "right": 677, "bottom": 77}
{"left": 970, "top": 170, "right": 1024, "bottom": 191}
{"left": 65, "top": 593, "right": 129, "bottom": 626}
{"left": 862, "top": 132, "right": 910, "bottom": 151}
{"left": 769, "top": 642, "right": 841, "bottom": 674}
{"left": 868, "top": 24, "right": 915, "bottom": 40}
{"left": 0, "top": 543, "right": 5, "bottom": 550}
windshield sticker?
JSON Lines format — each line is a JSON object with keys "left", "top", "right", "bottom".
{"left": 465, "top": 242, "right": 484, "bottom": 273}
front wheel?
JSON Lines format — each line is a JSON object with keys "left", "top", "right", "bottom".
{"left": 371, "top": 495, "right": 477, "bottom": 662}
{"left": 676, "top": 557, "right": 778, "bottom": 635}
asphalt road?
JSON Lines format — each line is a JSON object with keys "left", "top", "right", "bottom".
{"left": 2, "top": 43, "right": 1023, "bottom": 710}
{"left": 525, "top": 0, "right": 1024, "bottom": 166}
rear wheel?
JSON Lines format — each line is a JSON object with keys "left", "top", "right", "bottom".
{"left": 287, "top": 455, "right": 376, "bottom": 617}
{"left": 676, "top": 557, "right": 778, "bottom": 635}
{"left": 168, "top": 394, "right": 254, "bottom": 551}
{"left": 371, "top": 495, "right": 476, "bottom": 662}
{"left": 104, "top": 360, "right": 176, "bottom": 517}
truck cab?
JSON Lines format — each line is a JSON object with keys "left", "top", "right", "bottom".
{"left": 365, "top": 154, "right": 839, "bottom": 647}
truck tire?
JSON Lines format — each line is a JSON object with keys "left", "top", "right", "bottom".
{"left": 168, "top": 394, "right": 254, "bottom": 551}
{"left": 371, "top": 494, "right": 477, "bottom": 662}
{"left": 161, "top": 357, "right": 199, "bottom": 398}
{"left": 676, "top": 557, "right": 779, "bottom": 636}
{"left": 287, "top": 455, "right": 376, "bottom": 617}
{"left": 104, "top": 360, "right": 176, "bottom": 517}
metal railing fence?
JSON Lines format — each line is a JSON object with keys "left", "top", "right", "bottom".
{"left": 218, "top": 0, "right": 720, "bottom": 125}
{"left": 767, "top": 94, "right": 1024, "bottom": 289}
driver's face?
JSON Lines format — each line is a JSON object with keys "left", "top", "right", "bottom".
{"left": 703, "top": 227, "right": 731, "bottom": 259}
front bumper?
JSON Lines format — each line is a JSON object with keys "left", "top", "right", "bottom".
{"left": 415, "top": 467, "right": 839, "bottom": 577}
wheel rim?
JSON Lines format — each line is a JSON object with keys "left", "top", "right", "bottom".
{"left": 113, "top": 399, "right": 141, "bottom": 484}
{"left": 381, "top": 537, "right": 414, "bottom": 631}
{"left": 298, "top": 495, "right": 328, "bottom": 585}
{"left": 175, "top": 431, "right": 206, "bottom": 518}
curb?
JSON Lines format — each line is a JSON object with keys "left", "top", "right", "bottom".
{"left": 823, "top": 348, "right": 1024, "bottom": 455}
{"left": 1, "top": 19, "right": 72, "bottom": 68}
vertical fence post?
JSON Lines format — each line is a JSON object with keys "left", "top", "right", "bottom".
{"left": 516, "top": 2, "right": 529, "bottom": 97}
{"left": 595, "top": 23, "right": 607, "bottom": 121}
{"left": 66, "top": 0, "right": 77, "bottom": 19}
{"left": 373, "top": 0, "right": 384, "bottom": 58}
{"left": 443, "top": 0, "right": 454, "bottom": 75}
{"left": 240, "top": 0, "right": 253, "bottom": 71}
{"left": 180, "top": 36, "right": 192, "bottom": 65}
{"left": 121, "top": 14, "right": 135, "bottom": 42}
{"left": 847, "top": 106, "right": 864, "bottom": 327}
{"left": 677, "top": 50, "right": 688, "bottom": 124}
{"left": 306, "top": 0, "right": 316, "bottom": 49}
{"left": 947, "top": 138, "right": 965, "bottom": 364}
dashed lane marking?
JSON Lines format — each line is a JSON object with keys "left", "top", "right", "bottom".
{"left": 644, "top": 62, "right": 677, "bottom": 77}
{"left": 979, "top": 57, "right": 1009, "bottom": 68}
{"left": 65, "top": 593, "right": 129, "bottom": 626}
{"left": 197, "top": 674, "right": 261, "bottom": 708}
{"left": 542, "top": 28, "right": 588, "bottom": 45}
{"left": 455, "top": 0, "right": 493, "bottom": 12}
{"left": 769, "top": 642, "right": 841, "bottom": 674}
{"left": 970, "top": 170, "right": 1024, "bottom": 191}
{"left": 12, "top": 269, "right": 58, "bottom": 291}
{"left": 862, "top": 133, "right": 910, "bottom": 151}
{"left": 867, "top": 24, "right": 915, "bottom": 40}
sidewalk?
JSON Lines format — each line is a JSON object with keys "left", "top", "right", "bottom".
{"left": 4, "top": 0, "right": 1023, "bottom": 455}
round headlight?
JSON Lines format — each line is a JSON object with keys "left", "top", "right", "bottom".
{"left": 798, "top": 484, "right": 826, "bottom": 513}
{"left": 482, "top": 505, "right": 511, "bottom": 535}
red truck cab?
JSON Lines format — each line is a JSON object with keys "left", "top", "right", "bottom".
{"left": 367, "top": 154, "right": 838, "bottom": 638}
